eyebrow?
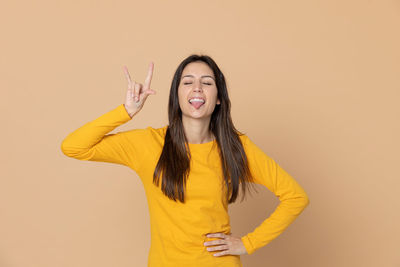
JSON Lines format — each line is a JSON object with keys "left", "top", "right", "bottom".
{"left": 182, "top": 75, "right": 215, "bottom": 81}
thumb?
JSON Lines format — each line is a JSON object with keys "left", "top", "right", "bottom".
{"left": 143, "top": 89, "right": 156, "bottom": 98}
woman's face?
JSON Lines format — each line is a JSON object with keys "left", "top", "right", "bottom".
{"left": 177, "top": 61, "right": 220, "bottom": 122}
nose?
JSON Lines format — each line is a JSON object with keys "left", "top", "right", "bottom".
{"left": 193, "top": 80, "right": 203, "bottom": 92}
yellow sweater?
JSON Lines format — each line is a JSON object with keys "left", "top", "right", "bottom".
{"left": 61, "top": 104, "right": 310, "bottom": 267}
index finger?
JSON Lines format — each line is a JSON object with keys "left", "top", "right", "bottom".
{"left": 123, "top": 65, "right": 133, "bottom": 87}
{"left": 143, "top": 62, "right": 154, "bottom": 90}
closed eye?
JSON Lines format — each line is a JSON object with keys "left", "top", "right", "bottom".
{"left": 184, "top": 82, "right": 212, "bottom": 85}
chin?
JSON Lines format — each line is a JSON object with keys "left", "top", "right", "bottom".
{"left": 182, "top": 112, "right": 211, "bottom": 120}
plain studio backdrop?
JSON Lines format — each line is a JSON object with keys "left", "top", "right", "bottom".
{"left": 0, "top": 0, "right": 399, "bottom": 266}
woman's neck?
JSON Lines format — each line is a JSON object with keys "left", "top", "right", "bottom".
{"left": 182, "top": 116, "right": 214, "bottom": 144}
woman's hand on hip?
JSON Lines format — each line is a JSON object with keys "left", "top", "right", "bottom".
{"left": 203, "top": 232, "right": 248, "bottom": 256}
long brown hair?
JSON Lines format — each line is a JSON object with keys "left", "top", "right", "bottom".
{"left": 153, "top": 54, "right": 258, "bottom": 203}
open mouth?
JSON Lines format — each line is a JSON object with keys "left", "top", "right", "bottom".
{"left": 189, "top": 98, "right": 205, "bottom": 109}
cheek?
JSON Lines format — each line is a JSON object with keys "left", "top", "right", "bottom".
{"left": 208, "top": 88, "right": 219, "bottom": 102}
{"left": 177, "top": 88, "right": 188, "bottom": 107}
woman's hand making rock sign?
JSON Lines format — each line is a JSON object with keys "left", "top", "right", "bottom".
{"left": 123, "top": 62, "right": 156, "bottom": 118}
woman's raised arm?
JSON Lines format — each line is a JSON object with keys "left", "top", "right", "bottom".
{"left": 60, "top": 62, "right": 156, "bottom": 171}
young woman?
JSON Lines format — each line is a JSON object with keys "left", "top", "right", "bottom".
{"left": 61, "top": 54, "right": 310, "bottom": 267}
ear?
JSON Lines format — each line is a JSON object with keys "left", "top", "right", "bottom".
{"left": 217, "top": 98, "right": 221, "bottom": 105}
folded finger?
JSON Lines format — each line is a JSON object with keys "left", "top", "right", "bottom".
{"left": 134, "top": 82, "right": 141, "bottom": 102}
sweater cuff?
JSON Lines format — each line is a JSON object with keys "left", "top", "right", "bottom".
{"left": 117, "top": 104, "right": 133, "bottom": 121}
{"left": 241, "top": 235, "right": 256, "bottom": 255}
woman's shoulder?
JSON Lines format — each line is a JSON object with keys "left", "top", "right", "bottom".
{"left": 147, "top": 125, "right": 168, "bottom": 140}
{"left": 122, "top": 125, "right": 168, "bottom": 145}
{"left": 237, "top": 132, "right": 264, "bottom": 154}
{"left": 237, "top": 131, "right": 250, "bottom": 145}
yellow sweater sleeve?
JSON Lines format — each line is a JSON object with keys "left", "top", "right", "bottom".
{"left": 60, "top": 104, "right": 145, "bottom": 172}
{"left": 240, "top": 135, "right": 310, "bottom": 255}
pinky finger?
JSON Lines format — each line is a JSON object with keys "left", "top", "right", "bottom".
{"left": 213, "top": 250, "right": 229, "bottom": 257}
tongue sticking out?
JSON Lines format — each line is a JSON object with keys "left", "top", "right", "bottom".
{"left": 190, "top": 101, "right": 204, "bottom": 109}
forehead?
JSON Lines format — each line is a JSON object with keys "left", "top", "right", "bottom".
{"left": 181, "top": 61, "right": 214, "bottom": 78}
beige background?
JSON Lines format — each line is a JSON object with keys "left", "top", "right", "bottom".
{"left": 1, "top": 0, "right": 399, "bottom": 266}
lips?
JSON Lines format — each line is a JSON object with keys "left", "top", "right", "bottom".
{"left": 188, "top": 96, "right": 206, "bottom": 103}
{"left": 188, "top": 97, "right": 205, "bottom": 109}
